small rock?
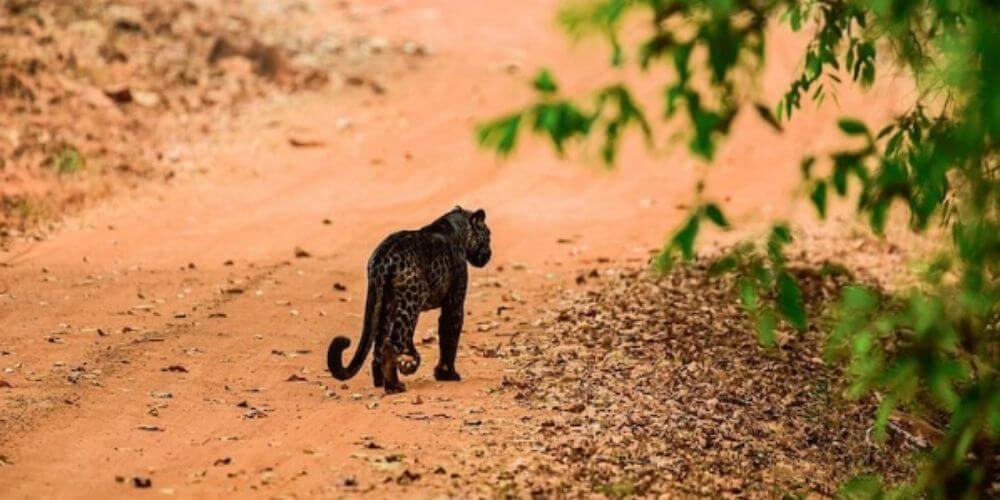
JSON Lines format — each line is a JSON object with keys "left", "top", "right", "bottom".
{"left": 132, "top": 90, "right": 160, "bottom": 108}
{"left": 289, "top": 137, "right": 325, "bottom": 148}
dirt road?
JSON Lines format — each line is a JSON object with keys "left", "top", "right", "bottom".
{"left": 0, "top": 1, "right": 907, "bottom": 497}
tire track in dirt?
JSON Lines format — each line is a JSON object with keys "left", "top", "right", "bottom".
{"left": 0, "top": 261, "right": 286, "bottom": 446}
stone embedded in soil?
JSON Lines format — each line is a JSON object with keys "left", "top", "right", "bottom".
{"left": 131, "top": 476, "right": 152, "bottom": 488}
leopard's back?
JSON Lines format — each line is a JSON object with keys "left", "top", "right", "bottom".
{"left": 368, "top": 230, "right": 466, "bottom": 311}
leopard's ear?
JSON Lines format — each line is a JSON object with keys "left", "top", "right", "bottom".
{"left": 471, "top": 209, "right": 486, "bottom": 222}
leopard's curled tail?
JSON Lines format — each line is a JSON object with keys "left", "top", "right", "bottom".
{"left": 328, "top": 271, "right": 385, "bottom": 380}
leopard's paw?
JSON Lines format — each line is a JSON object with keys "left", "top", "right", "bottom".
{"left": 397, "top": 354, "right": 419, "bottom": 375}
{"left": 384, "top": 381, "right": 406, "bottom": 394}
{"left": 434, "top": 366, "right": 462, "bottom": 382}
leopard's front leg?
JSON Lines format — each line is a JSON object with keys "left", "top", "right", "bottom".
{"left": 435, "top": 288, "right": 465, "bottom": 382}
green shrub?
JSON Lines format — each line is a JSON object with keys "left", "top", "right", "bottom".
{"left": 479, "top": 1, "right": 999, "bottom": 497}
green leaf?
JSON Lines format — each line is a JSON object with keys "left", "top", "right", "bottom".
{"left": 885, "top": 131, "right": 904, "bottom": 156}
{"left": 800, "top": 156, "right": 816, "bottom": 178}
{"left": 671, "top": 214, "right": 701, "bottom": 260}
{"left": 832, "top": 153, "right": 860, "bottom": 195}
{"left": 708, "top": 255, "right": 738, "bottom": 276}
{"left": 770, "top": 224, "right": 792, "bottom": 245}
{"left": 652, "top": 247, "right": 675, "bottom": 274}
{"left": 860, "top": 63, "right": 875, "bottom": 87}
{"left": 638, "top": 32, "right": 675, "bottom": 69}
{"left": 837, "top": 118, "right": 870, "bottom": 137}
{"left": 870, "top": 199, "right": 889, "bottom": 234}
{"left": 811, "top": 181, "right": 828, "bottom": 218}
{"left": 609, "top": 33, "right": 624, "bottom": 66}
{"left": 703, "top": 203, "right": 729, "bottom": 228}
{"left": 776, "top": 271, "right": 807, "bottom": 331}
{"left": 842, "top": 285, "right": 878, "bottom": 314}
{"left": 476, "top": 114, "right": 523, "bottom": 155}
{"left": 738, "top": 277, "right": 758, "bottom": 311}
{"left": 673, "top": 43, "right": 693, "bottom": 83}
{"left": 756, "top": 308, "right": 777, "bottom": 347}
{"left": 686, "top": 94, "right": 723, "bottom": 160}
{"left": 873, "top": 396, "right": 895, "bottom": 441}
{"left": 839, "top": 475, "right": 886, "bottom": 499}
{"left": 754, "top": 103, "right": 783, "bottom": 132}
{"left": 751, "top": 261, "right": 774, "bottom": 288}
{"left": 703, "top": 18, "right": 738, "bottom": 83}
{"left": 787, "top": 5, "right": 802, "bottom": 31}
{"left": 590, "top": 85, "right": 651, "bottom": 164}
{"left": 805, "top": 51, "right": 821, "bottom": 80}
{"left": 875, "top": 124, "right": 895, "bottom": 140}
{"left": 531, "top": 101, "right": 595, "bottom": 154}
{"left": 532, "top": 68, "right": 558, "bottom": 93}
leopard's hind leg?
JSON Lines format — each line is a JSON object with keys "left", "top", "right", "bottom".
{"left": 389, "top": 293, "right": 421, "bottom": 377}
{"left": 380, "top": 292, "right": 419, "bottom": 393}
{"left": 380, "top": 341, "right": 404, "bottom": 394}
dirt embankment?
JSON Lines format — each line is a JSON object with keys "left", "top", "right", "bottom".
{"left": 0, "top": 0, "right": 427, "bottom": 244}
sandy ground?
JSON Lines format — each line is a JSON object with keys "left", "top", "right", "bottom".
{"left": 0, "top": 0, "right": 910, "bottom": 497}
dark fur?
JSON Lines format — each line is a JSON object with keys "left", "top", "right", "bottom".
{"left": 327, "top": 207, "right": 492, "bottom": 393}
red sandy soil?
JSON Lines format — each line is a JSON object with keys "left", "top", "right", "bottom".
{"left": 0, "top": 0, "right": 910, "bottom": 497}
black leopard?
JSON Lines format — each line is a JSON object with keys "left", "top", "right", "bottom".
{"left": 327, "top": 206, "right": 492, "bottom": 393}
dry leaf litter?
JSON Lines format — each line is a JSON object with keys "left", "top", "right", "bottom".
{"left": 483, "top": 260, "right": 917, "bottom": 497}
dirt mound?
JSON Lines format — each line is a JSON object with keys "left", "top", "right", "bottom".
{"left": 493, "top": 262, "right": 917, "bottom": 497}
{"left": 0, "top": 0, "right": 419, "bottom": 244}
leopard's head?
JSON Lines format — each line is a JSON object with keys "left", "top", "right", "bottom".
{"left": 460, "top": 207, "right": 492, "bottom": 268}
